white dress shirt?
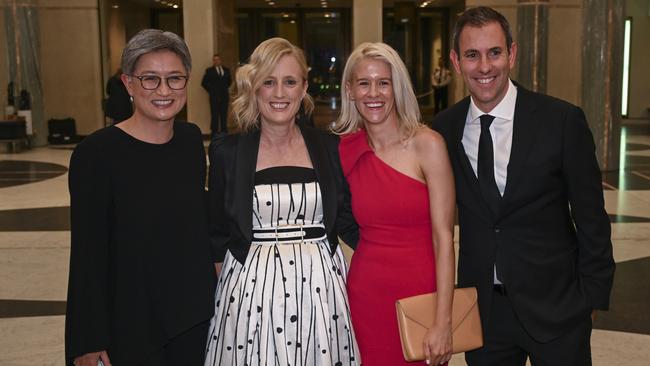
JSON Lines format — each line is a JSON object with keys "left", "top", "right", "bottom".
{"left": 462, "top": 79, "right": 517, "bottom": 284}
{"left": 462, "top": 79, "right": 517, "bottom": 196}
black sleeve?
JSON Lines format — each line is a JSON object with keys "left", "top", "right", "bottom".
{"left": 65, "top": 140, "right": 112, "bottom": 362}
{"left": 207, "top": 136, "right": 231, "bottom": 262}
{"left": 329, "top": 134, "right": 359, "bottom": 249}
{"left": 562, "top": 106, "right": 615, "bottom": 310}
{"left": 430, "top": 114, "right": 446, "bottom": 135}
{"left": 191, "top": 124, "right": 209, "bottom": 227}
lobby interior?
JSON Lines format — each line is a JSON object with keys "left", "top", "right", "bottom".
{"left": 1, "top": 0, "right": 649, "bottom": 365}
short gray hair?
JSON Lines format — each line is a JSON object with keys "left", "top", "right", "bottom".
{"left": 121, "top": 29, "right": 191, "bottom": 75}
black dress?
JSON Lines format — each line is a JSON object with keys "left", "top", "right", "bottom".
{"left": 65, "top": 121, "right": 216, "bottom": 365}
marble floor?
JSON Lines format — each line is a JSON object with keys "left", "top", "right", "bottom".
{"left": 1, "top": 125, "right": 649, "bottom": 365}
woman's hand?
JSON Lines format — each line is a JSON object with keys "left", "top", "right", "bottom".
{"left": 74, "top": 350, "right": 111, "bottom": 366}
{"left": 423, "top": 323, "right": 452, "bottom": 365}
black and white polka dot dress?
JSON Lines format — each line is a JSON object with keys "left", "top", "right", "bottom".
{"left": 205, "top": 166, "right": 361, "bottom": 366}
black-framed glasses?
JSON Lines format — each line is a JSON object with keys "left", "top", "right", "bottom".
{"left": 129, "top": 74, "right": 189, "bottom": 90}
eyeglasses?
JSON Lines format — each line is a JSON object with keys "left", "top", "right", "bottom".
{"left": 129, "top": 74, "right": 189, "bottom": 90}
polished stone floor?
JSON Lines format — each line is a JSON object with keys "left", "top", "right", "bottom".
{"left": 1, "top": 125, "right": 649, "bottom": 365}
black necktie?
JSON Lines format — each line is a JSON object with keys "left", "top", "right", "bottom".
{"left": 478, "top": 114, "right": 501, "bottom": 214}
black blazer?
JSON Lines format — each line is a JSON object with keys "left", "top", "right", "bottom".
{"left": 208, "top": 124, "right": 358, "bottom": 264}
{"left": 201, "top": 66, "right": 231, "bottom": 100}
{"left": 432, "top": 84, "right": 615, "bottom": 342}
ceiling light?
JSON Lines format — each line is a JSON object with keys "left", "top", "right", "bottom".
{"left": 111, "top": 5, "right": 119, "bottom": 8}
{"left": 173, "top": 4, "right": 178, "bottom": 8}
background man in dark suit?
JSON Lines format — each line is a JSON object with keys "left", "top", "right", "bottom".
{"left": 431, "top": 57, "right": 452, "bottom": 115}
{"left": 202, "top": 53, "right": 231, "bottom": 135}
{"left": 104, "top": 68, "right": 132, "bottom": 124}
{"left": 432, "top": 7, "right": 615, "bottom": 366}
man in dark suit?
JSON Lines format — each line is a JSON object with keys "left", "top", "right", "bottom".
{"left": 202, "top": 53, "right": 232, "bottom": 135}
{"left": 104, "top": 69, "right": 132, "bottom": 124}
{"left": 432, "top": 7, "right": 615, "bottom": 365}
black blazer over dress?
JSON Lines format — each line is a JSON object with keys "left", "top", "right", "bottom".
{"left": 207, "top": 124, "right": 359, "bottom": 264}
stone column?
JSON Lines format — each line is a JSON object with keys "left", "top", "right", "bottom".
{"left": 183, "top": 0, "right": 236, "bottom": 134}
{"left": 581, "top": 0, "right": 623, "bottom": 170}
{"left": 214, "top": 0, "right": 237, "bottom": 132}
{"left": 353, "top": 0, "right": 382, "bottom": 48}
{"left": 516, "top": 0, "right": 549, "bottom": 93}
{"left": 183, "top": 0, "right": 216, "bottom": 134}
{"left": 214, "top": 0, "right": 237, "bottom": 69}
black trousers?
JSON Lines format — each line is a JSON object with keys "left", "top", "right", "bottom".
{"left": 209, "top": 97, "right": 229, "bottom": 134}
{"left": 466, "top": 289, "right": 592, "bottom": 366}
{"left": 142, "top": 321, "right": 210, "bottom": 366}
{"left": 433, "top": 86, "right": 448, "bottom": 114}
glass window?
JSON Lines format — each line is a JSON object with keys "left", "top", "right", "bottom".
{"left": 303, "top": 12, "right": 347, "bottom": 104}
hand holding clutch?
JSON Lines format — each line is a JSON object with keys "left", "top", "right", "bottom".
{"left": 423, "top": 322, "right": 453, "bottom": 365}
{"left": 396, "top": 287, "right": 483, "bottom": 362}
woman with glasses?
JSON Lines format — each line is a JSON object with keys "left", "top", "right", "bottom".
{"left": 203, "top": 38, "right": 360, "bottom": 366}
{"left": 65, "top": 29, "right": 215, "bottom": 366}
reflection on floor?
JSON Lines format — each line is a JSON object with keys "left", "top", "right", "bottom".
{"left": 1, "top": 125, "right": 649, "bottom": 365}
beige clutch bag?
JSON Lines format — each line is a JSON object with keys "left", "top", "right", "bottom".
{"left": 395, "top": 287, "right": 483, "bottom": 361}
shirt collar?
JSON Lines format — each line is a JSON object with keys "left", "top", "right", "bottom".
{"left": 468, "top": 79, "right": 517, "bottom": 124}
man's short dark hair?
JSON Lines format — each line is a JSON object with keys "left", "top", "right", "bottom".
{"left": 452, "top": 6, "right": 514, "bottom": 58}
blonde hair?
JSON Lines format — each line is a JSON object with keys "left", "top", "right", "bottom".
{"left": 333, "top": 42, "right": 422, "bottom": 140}
{"left": 232, "top": 38, "right": 314, "bottom": 132}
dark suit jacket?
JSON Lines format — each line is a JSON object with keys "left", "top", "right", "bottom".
{"left": 432, "top": 84, "right": 615, "bottom": 342}
{"left": 208, "top": 124, "right": 358, "bottom": 264}
{"left": 104, "top": 75, "right": 132, "bottom": 122}
{"left": 201, "top": 66, "right": 231, "bottom": 101}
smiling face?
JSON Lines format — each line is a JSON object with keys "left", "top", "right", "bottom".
{"left": 450, "top": 21, "right": 517, "bottom": 113}
{"left": 347, "top": 57, "right": 398, "bottom": 127}
{"left": 123, "top": 50, "right": 188, "bottom": 124}
{"left": 256, "top": 54, "right": 307, "bottom": 127}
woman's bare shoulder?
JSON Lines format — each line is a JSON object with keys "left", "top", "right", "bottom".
{"left": 412, "top": 126, "right": 447, "bottom": 154}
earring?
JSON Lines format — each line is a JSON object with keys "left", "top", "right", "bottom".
{"left": 129, "top": 95, "right": 133, "bottom": 102}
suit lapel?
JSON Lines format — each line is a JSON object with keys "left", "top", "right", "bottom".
{"left": 449, "top": 98, "right": 495, "bottom": 217}
{"left": 501, "top": 86, "right": 541, "bottom": 212}
{"left": 233, "top": 129, "right": 260, "bottom": 242}
{"left": 300, "top": 125, "right": 336, "bottom": 231}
